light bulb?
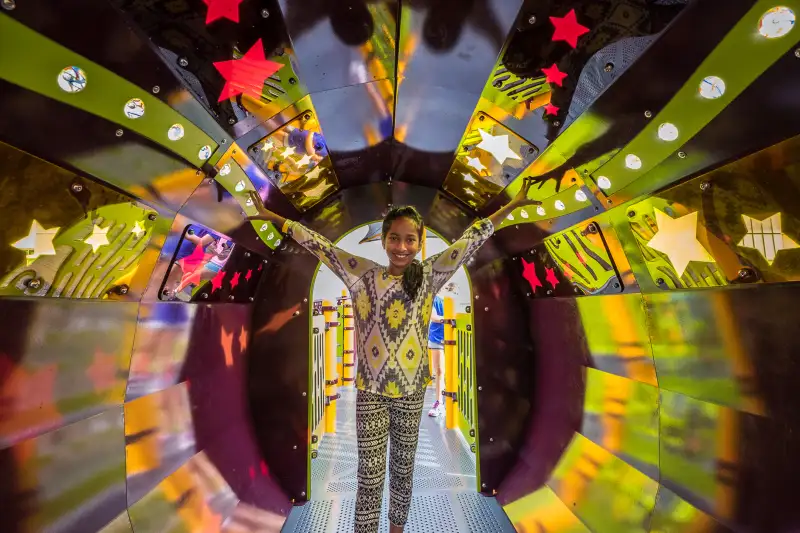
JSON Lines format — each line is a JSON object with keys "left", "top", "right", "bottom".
{"left": 596, "top": 176, "right": 612, "bottom": 190}
{"left": 625, "top": 154, "right": 642, "bottom": 170}
{"left": 658, "top": 123, "right": 679, "bottom": 142}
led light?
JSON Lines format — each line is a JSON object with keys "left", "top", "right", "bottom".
{"left": 260, "top": 224, "right": 269, "bottom": 232}
{"left": 123, "top": 98, "right": 145, "bottom": 119}
{"left": 199, "top": 146, "right": 212, "bottom": 160}
{"left": 555, "top": 200, "right": 566, "bottom": 211}
{"left": 58, "top": 66, "right": 87, "bottom": 93}
{"left": 168, "top": 124, "right": 185, "bottom": 141}
{"left": 219, "top": 164, "right": 231, "bottom": 177}
{"left": 625, "top": 154, "right": 642, "bottom": 170}
{"left": 520, "top": 209, "right": 529, "bottom": 219}
{"left": 275, "top": 239, "right": 281, "bottom": 246}
{"left": 759, "top": 7, "right": 795, "bottom": 39}
{"left": 658, "top": 123, "right": 679, "bottom": 142}
{"left": 575, "top": 190, "right": 588, "bottom": 202}
{"left": 507, "top": 214, "right": 514, "bottom": 221}
{"left": 234, "top": 180, "right": 246, "bottom": 192}
{"left": 267, "top": 232, "right": 275, "bottom": 240}
{"left": 699, "top": 76, "right": 726, "bottom": 99}
{"left": 536, "top": 206, "right": 546, "bottom": 216}
{"left": 597, "top": 176, "right": 612, "bottom": 190}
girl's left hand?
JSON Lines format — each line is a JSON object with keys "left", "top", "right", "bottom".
{"left": 511, "top": 178, "right": 542, "bottom": 207}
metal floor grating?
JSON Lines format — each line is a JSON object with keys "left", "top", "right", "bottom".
{"left": 282, "top": 387, "right": 515, "bottom": 532}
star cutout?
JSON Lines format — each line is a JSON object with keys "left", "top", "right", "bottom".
{"left": 544, "top": 103, "right": 560, "bottom": 116}
{"left": 542, "top": 64, "right": 568, "bottom": 87}
{"left": 221, "top": 327, "right": 234, "bottom": 367}
{"left": 521, "top": 259, "right": 543, "bottom": 292}
{"left": 211, "top": 270, "right": 226, "bottom": 292}
{"left": 550, "top": 9, "right": 590, "bottom": 48}
{"left": 84, "top": 225, "right": 110, "bottom": 253}
{"left": 245, "top": 269, "right": 253, "bottom": 281}
{"left": 464, "top": 188, "right": 475, "bottom": 197}
{"left": 239, "top": 326, "right": 248, "bottom": 352}
{"left": 477, "top": 129, "right": 521, "bottom": 165}
{"left": 545, "top": 267, "right": 560, "bottom": 288}
{"left": 297, "top": 154, "right": 313, "bottom": 167}
{"left": 466, "top": 156, "right": 486, "bottom": 172}
{"left": 131, "top": 221, "right": 145, "bottom": 238}
{"left": 304, "top": 165, "right": 324, "bottom": 182}
{"left": 203, "top": 0, "right": 243, "bottom": 25}
{"left": 230, "top": 271, "right": 241, "bottom": 290}
{"left": 738, "top": 212, "right": 799, "bottom": 265}
{"left": 281, "top": 146, "right": 296, "bottom": 159}
{"left": 462, "top": 172, "right": 478, "bottom": 185}
{"left": 13, "top": 220, "right": 59, "bottom": 261}
{"left": 261, "top": 140, "right": 274, "bottom": 152}
{"left": 646, "top": 209, "right": 714, "bottom": 277}
{"left": 214, "top": 39, "right": 284, "bottom": 102}
{"left": 304, "top": 182, "right": 333, "bottom": 198}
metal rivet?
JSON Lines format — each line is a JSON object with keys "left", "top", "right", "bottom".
{"left": 178, "top": 57, "right": 189, "bottom": 67}
{"left": 115, "top": 129, "right": 124, "bottom": 137}
{"left": 228, "top": 117, "right": 236, "bottom": 125}
{"left": 289, "top": 78, "right": 297, "bottom": 85}
{"left": 700, "top": 181, "right": 711, "bottom": 191}
{"left": 627, "top": 210, "right": 636, "bottom": 218}
{"left": 484, "top": 306, "right": 489, "bottom": 312}
{"left": 302, "top": 392, "right": 307, "bottom": 397}
{"left": 604, "top": 62, "right": 614, "bottom": 72}
{"left": 478, "top": 386, "right": 482, "bottom": 391}
{"left": 27, "top": 278, "right": 42, "bottom": 290}
{"left": 152, "top": 86, "right": 160, "bottom": 94}
{"left": 795, "top": 48, "right": 800, "bottom": 58}
{"left": 229, "top": 295, "right": 235, "bottom": 300}
{"left": 528, "top": 15, "right": 536, "bottom": 24}
{"left": 244, "top": 251, "right": 251, "bottom": 258}
{"left": 304, "top": 113, "right": 311, "bottom": 121}
{"left": 118, "top": 285, "right": 129, "bottom": 294}
{"left": 303, "top": 298, "right": 308, "bottom": 303}
{"left": 478, "top": 115, "right": 485, "bottom": 121}
{"left": 221, "top": 138, "right": 227, "bottom": 145}
{"left": 293, "top": 445, "right": 297, "bottom": 450}
{"left": 202, "top": 293, "right": 209, "bottom": 299}
{"left": 656, "top": 278, "right": 665, "bottom": 286}
{"left": 553, "top": 120, "right": 561, "bottom": 127}
{"left": 546, "top": 290, "right": 553, "bottom": 295}
{"left": 526, "top": 292, "right": 531, "bottom": 297}
{"left": 294, "top": 310, "right": 300, "bottom": 316}
{"left": 644, "top": 110, "right": 652, "bottom": 118}
{"left": 475, "top": 294, "right": 479, "bottom": 300}
{"left": 489, "top": 437, "right": 494, "bottom": 442}
{"left": 482, "top": 483, "right": 487, "bottom": 488}
{"left": 300, "top": 491, "right": 306, "bottom": 497}
{"left": 261, "top": 8, "right": 269, "bottom": 17}
{"left": 249, "top": 296, "right": 254, "bottom": 302}
{"left": 71, "top": 183, "right": 83, "bottom": 193}
{"left": 148, "top": 213, "right": 157, "bottom": 221}
{"left": 678, "top": 151, "right": 687, "bottom": 159}
{"left": 2, "top": 0, "right": 15, "bottom": 10}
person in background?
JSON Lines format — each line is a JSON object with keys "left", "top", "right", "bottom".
{"left": 247, "top": 180, "right": 539, "bottom": 533}
{"left": 427, "top": 282, "right": 458, "bottom": 417}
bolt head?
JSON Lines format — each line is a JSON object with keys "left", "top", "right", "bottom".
{"left": 289, "top": 78, "right": 297, "bottom": 85}
{"left": 604, "top": 62, "right": 614, "bottom": 72}
{"left": 678, "top": 151, "right": 687, "bottom": 159}
{"left": 627, "top": 210, "right": 636, "bottom": 218}
{"left": 302, "top": 392, "right": 307, "bottom": 396}
{"left": 553, "top": 120, "right": 561, "bottom": 127}
{"left": 795, "top": 48, "right": 800, "bottom": 58}
{"left": 300, "top": 491, "right": 306, "bottom": 497}
{"left": 644, "top": 110, "right": 652, "bottom": 118}
{"left": 228, "top": 117, "right": 236, "bottom": 125}
{"left": 261, "top": 8, "right": 269, "bottom": 17}
{"left": 2, "top": 0, "right": 15, "bottom": 10}
{"left": 148, "top": 213, "right": 157, "bottom": 221}
{"left": 293, "top": 445, "right": 297, "bottom": 450}
{"left": 27, "top": 278, "right": 41, "bottom": 290}
{"left": 528, "top": 15, "right": 536, "bottom": 24}
{"left": 178, "top": 57, "right": 189, "bottom": 67}
{"left": 202, "top": 293, "right": 209, "bottom": 299}
{"left": 152, "top": 85, "right": 160, "bottom": 94}
{"left": 116, "top": 129, "right": 124, "bottom": 137}
{"left": 478, "top": 386, "right": 482, "bottom": 391}
{"left": 700, "top": 181, "right": 711, "bottom": 191}
{"left": 71, "top": 183, "right": 83, "bottom": 193}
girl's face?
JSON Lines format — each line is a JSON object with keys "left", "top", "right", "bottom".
{"left": 383, "top": 217, "right": 421, "bottom": 272}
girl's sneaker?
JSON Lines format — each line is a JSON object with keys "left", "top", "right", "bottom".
{"left": 428, "top": 400, "right": 442, "bottom": 417}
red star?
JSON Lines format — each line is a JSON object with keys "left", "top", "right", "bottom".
{"left": 544, "top": 103, "right": 560, "bottom": 116}
{"left": 245, "top": 269, "right": 253, "bottom": 281}
{"left": 550, "top": 9, "right": 590, "bottom": 48}
{"left": 214, "top": 39, "right": 284, "bottom": 102}
{"left": 542, "top": 64, "right": 567, "bottom": 87}
{"left": 211, "top": 270, "right": 226, "bottom": 292}
{"left": 239, "top": 326, "right": 248, "bottom": 352}
{"left": 230, "top": 271, "right": 241, "bottom": 290}
{"left": 545, "top": 267, "right": 560, "bottom": 288}
{"left": 521, "top": 259, "right": 543, "bottom": 292}
{"left": 203, "top": 0, "right": 243, "bottom": 25}
{"left": 221, "top": 327, "right": 234, "bottom": 367}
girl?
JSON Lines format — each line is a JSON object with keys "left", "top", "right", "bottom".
{"left": 248, "top": 180, "right": 539, "bottom": 533}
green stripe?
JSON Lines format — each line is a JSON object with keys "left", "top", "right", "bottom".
{"left": 0, "top": 15, "right": 217, "bottom": 166}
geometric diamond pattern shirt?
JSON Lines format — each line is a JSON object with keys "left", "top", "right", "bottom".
{"left": 284, "top": 219, "right": 494, "bottom": 398}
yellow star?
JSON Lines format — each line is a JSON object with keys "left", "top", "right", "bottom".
{"left": 462, "top": 172, "right": 477, "bottom": 185}
{"left": 464, "top": 188, "right": 475, "bottom": 196}
{"left": 646, "top": 209, "right": 714, "bottom": 276}
{"left": 477, "top": 129, "right": 521, "bottom": 165}
{"left": 13, "top": 220, "right": 59, "bottom": 261}
{"left": 261, "top": 140, "right": 274, "bottom": 152}
{"left": 466, "top": 156, "right": 486, "bottom": 172}
{"left": 131, "top": 221, "right": 145, "bottom": 238}
{"left": 304, "top": 165, "right": 324, "bottom": 182}
{"left": 84, "top": 225, "right": 110, "bottom": 253}
{"left": 281, "top": 146, "right": 296, "bottom": 159}
{"left": 739, "top": 212, "right": 798, "bottom": 265}
{"left": 304, "top": 182, "right": 332, "bottom": 198}
{"left": 297, "top": 154, "right": 313, "bottom": 167}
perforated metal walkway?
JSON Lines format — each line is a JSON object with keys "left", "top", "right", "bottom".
{"left": 282, "top": 387, "right": 514, "bottom": 532}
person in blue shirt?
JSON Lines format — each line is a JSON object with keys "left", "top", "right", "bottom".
{"left": 428, "top": 282, "right": 458, "bottom": 417}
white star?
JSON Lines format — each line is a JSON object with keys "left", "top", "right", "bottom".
{"left": 477, "top": 129, "right": 521, "bottom": 165}
{"left": 739, "top": 213, "right": 799, "bottom": 265}
{"left": 261, "top": 140, "right": 274, "bottom": 152}
{"left": 297, "top": 154, "right": 313, "bottom": 167}
{"left": 466, "top": 157, "right": 486, "bottom": 172}
{"left": 464, "top": 188, "right": 475, "bottom": 197}
{"left": 281, "top": 146, "right": 296, "bottom": 159}
{"left": 84, "top": 225, "right": 110, "bottom": 253}
{"left": 13, "top": 220, "right": 59, "bottom": 261}
{"left": 646, "top": 209, "right": 714, "bottom": 276}
{"left": 462, "top": 172, "right": 478, "bottom": 185}
{"left": 304, "top": 182, "right": 333, "bottom": 198}
{"left": 131, "top": 221, "right": 145, "bottom": 238}
{"left": 304, "top": 165, "right": 324, "bottom": 181}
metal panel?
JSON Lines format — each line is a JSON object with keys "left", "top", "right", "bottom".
{"left": 0, "top": 408, "right": 127, "bottom": 533}
{"left": 0, "top": 299, "right": 137, "bottom": 448}
{"left": 503, "top": 485, "right": 590, "bottom": 533}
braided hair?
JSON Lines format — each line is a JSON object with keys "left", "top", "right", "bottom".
{"left": 382, "top": 206, "right": 425, "bottom": 301}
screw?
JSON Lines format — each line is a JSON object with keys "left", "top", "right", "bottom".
{"left": 303, "top": 298, "right": 308, "bottom": 303}
{"left": 118, "top": 285, "right": 129, "bottom": 294}
{"left": 249, "top": 296, "right": 254, "bottom": 302}
{"left": 27, "top": 278, "right": 42, "bottom": 290}
{"left": 478, "top": 386, "right": 482, "bottom": 391}
{"left": 656, "top": 278, "right": 665, "bottom": 286}
{"left": 245, "top": 251, "right": 251, "bottom": 258}
{"left": 178, "top": 57, "right": 189, "bottom": 67}
{"left": 300, "top": 491, "right": 306, "bottom": 497}
{"left": 484, "top": 306, "right": 489, "bottom": 311}
{"left": 489, "top": 437, "right": 494, "bottom": 442}
{"left": 482, "top": 483, "right": 487, "bottom": 489}
{"left": 528, "top": 15, "right": 536, "bottom": 24}
{"left": 261, "top": 8, "right": 269, "bottom": 17}
{"left": 588, "top": 223, "right": 598, "bottom": 234}
{"left": 644, "top": 110, "right": 652, "bottom": 118}
{"left": 678, "top": 151, "right": 687, "bottom": 159}
{"left": 304, "top": 113, "right": 311, "bottom": 121}
{"left": 71, "top": 183, "right": 83, "bottom": 193}
{"left": 738, "top": 268, "right": 756, "bottom": 280}
{"left": 613, "top": 282, "right": 620, "bottom": 289}
{"left": 547, "top": 290, "right": 553, "bottom": 295}
{"left": 553, "top": 120, "right": 561, "bottom": 127}
{"left": 152, "top": 86, "right": 160, "bottom": 94}
{"left": 221, "top": 138, "right": 228, "bottom": 145}
{"left": 2, "top": 0, "right": 15, "bottom": 9}
{"left": 628, "top": 210, "right": 636, "bottom": 218}
{"left": 202, "top": 293, "right": 209, "bottom": 299}
{"left": 528, "top": 146, "right": 535, "bottom": 154}
{"left": 526, "top": 292, "right": 531, "bottom": 297}
{"left": 475, "top": 295, "right": 479, "bottom": 300}
{"left": 228, "top": 117, "right": 236, "bottom": 125}
{"left": 493, "top": 79, "right": 502, "bottom": 88}
{"left": 604, "top": 62, "right": 614, "bottom": 72}
{"left": 302, "top": 392, "right": 307, "bottom": 396}
{"left": 116, "top": 129, "right": 124, "bottom": 137}
{"left": 795, "top": 48, "right": 800, "bottom": 58}
{"left": 148, "top": 213, "right": 157, "bottom": 221}
{"left": 294, "top": 310, "right": 300, "bottom": 316}
{"left": 700, "top": 181, "right": 711, "bottom": 191}
{"left": 289, "top": 78, "right": 297, "bottom": 85}
{"left": 229, "top": 295, "right": 235, "bottom": 300}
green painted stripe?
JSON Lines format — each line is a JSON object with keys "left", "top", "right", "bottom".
{"left": 0, "top": 15, "right": 217, "bottom": 166}
{"left": 592, "top": 1, "right": 800, "bottom": 196}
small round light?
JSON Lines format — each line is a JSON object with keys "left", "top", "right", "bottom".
{"left": 759, "top": 7, "right": 795, "bottom": 39}
{"left": 245, "top": 197, "right": 254, "bottom": 206}
{"left": 219, "top": 164, "right": 231, "bottom": 177}
{"left": 555, "top": 200, "right": 566, "bottom": 211}
{"left": 123, "top": 98, "right": 145, "bottom": 119}
{"left": 260, "top": 223, "right": 269, "bottom": 232}
{"left": 234, "top": 180, "right": 246, "bottom": 192}
{"left": 699, "top": 76, "right": 726, "bottom": 99}
{"left": 507, "top": 213, "right": 515, "bottom": 221}
{"left": 625, "top": 154, "right": 642, "bottom": 170}
{"left": 536, "top": 206, "right": 546, "bottom": 216}
{"left": 198, "top": 145, "right": 212, "bottom": 160}
{"left": 520, "top": 209, "right": 529, "bottom": 219}
{"left": 575, "top": 190, "right": 588, "bottom": 202}
{"left": 58, "top": 66, "right": 87, "bottom": 93}
{"left": 168, "top": 124, "right": 185, "bottom": 141}
{"left": 597, "top": 176, "right": 612, "bottom": 190}
{"left": 275, "top": 239, "right": 282, "bottom": 247}
{"left": 658, "top": 123, "right": 679, "bottom": 142}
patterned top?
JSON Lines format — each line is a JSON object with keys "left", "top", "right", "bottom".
{"left": 284, "top": 219, "right": 494, "bottom": 398}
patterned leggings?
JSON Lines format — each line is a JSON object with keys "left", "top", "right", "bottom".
{"left": 354, "top": 388, "right": 425, "bottom": 532}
